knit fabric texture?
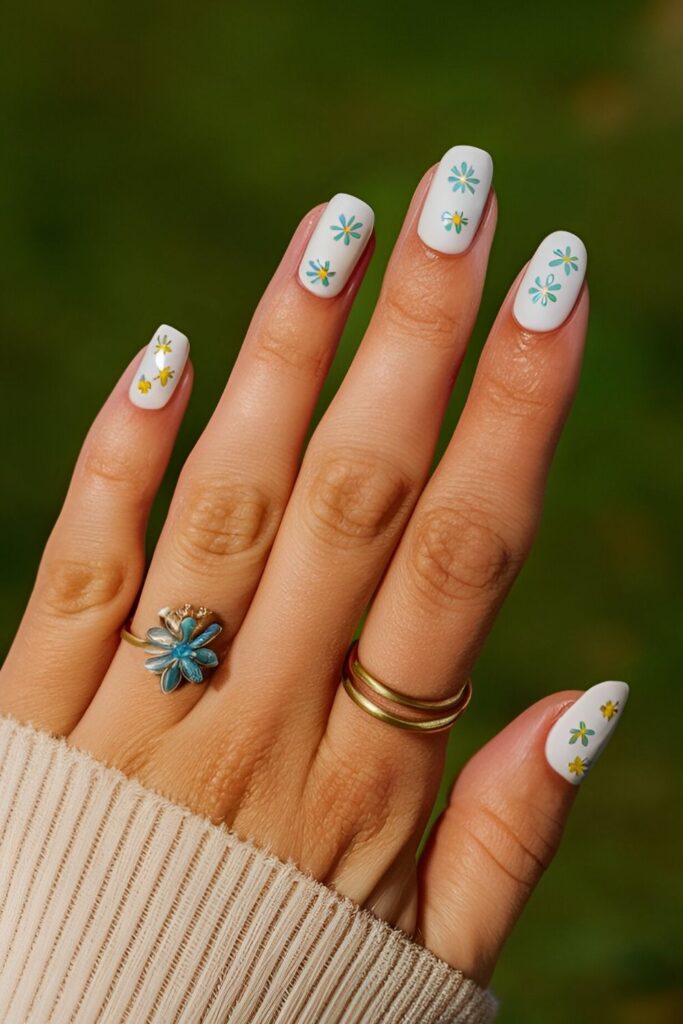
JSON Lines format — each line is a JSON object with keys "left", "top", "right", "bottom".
{"left": 0, "top": 716, "right": 497, "bottom": 1023}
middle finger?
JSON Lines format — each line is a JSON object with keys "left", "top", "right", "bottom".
{"left": 196, "top": 145, "right": 496, "bottom": 736}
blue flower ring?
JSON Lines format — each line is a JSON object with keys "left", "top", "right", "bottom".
{"left": 121, "top": 604, "right": 223, "bottom": 694}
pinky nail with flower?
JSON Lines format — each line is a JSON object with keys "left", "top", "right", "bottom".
{"left": 545, "top": 681, "right": 629, "bottom": 785}
{"left": 129, "top": 324, "right": 190, "bottom": 410}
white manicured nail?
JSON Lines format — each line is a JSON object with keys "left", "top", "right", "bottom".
{"left": 417, "top": 144, "right": 493, "bottom": 255}
{"left": 129, "top": 324, "right": 189, "bottom": 409}
{"left": 298, "top": 193, "right": 374, "bottom": 298}
{"left": 513, "top": 230, "right": 587, "bottom": 332}
{"left": 545, "top": 681, "right": 629, "bottom": 785}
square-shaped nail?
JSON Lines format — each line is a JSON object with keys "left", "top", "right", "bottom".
{"left": 297, "top": 193, "right": 374, "bottom": 298}
{"left": 513, "top": 230, "right": 587, "bottom": 332}
{"left": 545, "top": 681, "right": 629, "bottom": 785}
{"left": 417, "top": 144, "right": 493, "bottom": 255}
{"left": 129, "top": 324, "right": 189, "bottom": 409}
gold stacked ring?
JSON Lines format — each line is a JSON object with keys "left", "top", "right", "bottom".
{"left": 342, "top": 640, "right": 472, "bottom": 733}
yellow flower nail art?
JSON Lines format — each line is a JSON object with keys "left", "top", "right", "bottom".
{"left": 155, "top": 334, "right": 173, "bottom": 354}
{"left": 600, "top": 700, "right": 619, "bottom": 720}
{"left": 568, "top": 755, "right": 590, "bottom": 778}
{"left": 155, "top": 367, "right": 175, "bottom": 387}
{"left": 130, "top": 325, "right": 188, "bottom": 409}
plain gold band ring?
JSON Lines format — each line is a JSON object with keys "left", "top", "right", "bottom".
{"left": 342, "top": 675, "right": 472, "bottom": 733}
{"left": 348, "top": 640, "right": 469, "bottom": 712}
{"left": 342, "top": 641, "right": 472, "bottom": 734}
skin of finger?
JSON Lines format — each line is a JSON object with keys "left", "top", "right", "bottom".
{"left": 92, "top": 173, "right": 497, "bottom": 871}
{"left": 0, "top": 353, "right": 193, "bottom": 735}
{"left": 417, "top": 692, "right": 581, "bottom": 986}
{"left": 313, "top": 283, "right": 587, "bottom": 923}
{"left": 70, "top": 210, "right": 375, "bottom": 761}
{"left": 343, "top": 281, "right": 589, "bottom": 706}
{"left": 190, "top": 175, "right": 498, "bottom": 758}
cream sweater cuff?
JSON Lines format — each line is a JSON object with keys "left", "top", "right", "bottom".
{"left": 0, "top": 716, "right": 497, "bottom": 1023}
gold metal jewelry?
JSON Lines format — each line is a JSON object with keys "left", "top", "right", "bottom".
{"left": 342, "top": 675, "right": 472, "bottom": 732}
{"left": 348, "top": 640, "right": 469, "bottom": 712}
{"left": 120, "top": 627, "right": 150, "bottom": 648}
{"left": 121, "top": 604, "right": 216, "bottom": 648}
{"left": 342, "top": 641, "right": 472, "bottom": 733}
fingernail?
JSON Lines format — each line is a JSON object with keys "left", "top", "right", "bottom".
{"left": 417, "top": 144, "right": 493, "bottom": 255}
{"left": 513, "top": 230, "right": 587, "bottom": 332}
{"left": 297, "top": 193, "right": 374, "bottom": 298}
{"left": 545, "top": 681, "right": 629, "bottom": 785}
{"left": 129, "top": 324, "right": 190, "bottom": 409}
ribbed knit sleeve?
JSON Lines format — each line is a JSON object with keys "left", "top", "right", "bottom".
{"left": 0, "top": 716, "right": 496, "bottom": 1023}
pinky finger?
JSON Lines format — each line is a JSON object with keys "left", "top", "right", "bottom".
{"left": 418, "top": 681, "right": 629, "bottom": 986}
{"left": 0, "top": 325, "right": 192, "bottom": 735}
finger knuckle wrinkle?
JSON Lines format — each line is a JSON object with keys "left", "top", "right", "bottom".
{"left": 306, "top": 451, "right": 411, "bottom": 549}
{"left": 82, "top": 439, "right": 149, "bottom": 491}
{"left": 483, "top": 355, "right": 551, "bottom": 418}
{"left": 254, "top": 315, "right": 327, "bottom": 381}
{"left": 177, "top": 479, "right": 277, "bottom": 563}
{"left": 410, "top": 505, "right": 516, "bottom": 606}
{"left": 41, "top": 556, "right": 128, "bottom": 616}
{"left": 380, "top": 278, "right": 461, "bottom": 349}
{"left": 459, "top": 800, "right": 552, "bottom": 889}
{"left": 308, "top": 753, "right": 395, "bottom": 851}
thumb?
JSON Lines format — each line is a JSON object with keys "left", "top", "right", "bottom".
{"left": 418, "top": 681, "right": 629, "bottom": 986}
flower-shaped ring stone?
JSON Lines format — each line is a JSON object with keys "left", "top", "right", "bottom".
{"left": 123, "top": 605, "right": 223, "bottom": 694}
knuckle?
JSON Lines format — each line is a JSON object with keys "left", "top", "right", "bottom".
{"left": 481, "top": 347, "right": 553, "bottom": 419}
{"left": 409, "top": 504, "right": 519, "bottom": 607}
{"left": 173, "top": 476, "right": 280, "bottom": 567}
{"left": 176, "top": 723, "right": 290, "bottom": 827}
{"left": 40, "top": 555, "right": 129, "bottom": 617}
{"left": 308, "top": 747, "right": 396, "bottom": 854}
{"left": 455, "top": 798, "right": 554, "bottom": 889}
{"left": 81, "top": 433, "right": 150, "bottom": 493}
{"left": 379, "top": 273, "right": 463, "bottom": 349}
{"left": 304, "top": 450, "right": 411, "bottom": 550}
{"left": 253, "top": 308, "right": 327, "bottom": 382}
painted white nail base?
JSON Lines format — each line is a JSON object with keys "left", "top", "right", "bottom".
{"left": 417, "top": 144, "right": 493, "bottom": 255}
{"left": 129, "top": 324, "right": 190, "bottom": 410}
{"left": 545, "top": 680, "right": 629, "bottom": 785}
{"left": 298, "top": 193, "right": 374, "bottom": 298}
{"left": 513, "top": 230, "right": 587, "bottom": 332}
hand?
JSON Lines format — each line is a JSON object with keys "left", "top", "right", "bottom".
{"left": 1, "top": 146, "right": 618, "bottom": 989}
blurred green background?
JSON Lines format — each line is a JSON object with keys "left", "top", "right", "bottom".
{"left": 1, "top": 1, "right": 682, "bottom": 1020}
